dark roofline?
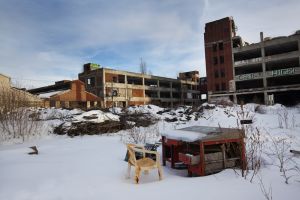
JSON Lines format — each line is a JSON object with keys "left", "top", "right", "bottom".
{"left": 28, "top": 81, "right": 71, "bottom": 95}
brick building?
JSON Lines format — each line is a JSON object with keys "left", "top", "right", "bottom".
{"left": 29, "top": 80, "right": 99, "bottom": 109}
{"left": 204, "top": 17, "right": 236, "bottom": 101}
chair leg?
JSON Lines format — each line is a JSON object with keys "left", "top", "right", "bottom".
{"left": 126, "top": 163, "right": 131, "bottom": 179}
{"left": 135, "top": 167, "right": 141, "bottom": 184}
{"left": 158, "top": 166, "right": 163, "bottom": 180}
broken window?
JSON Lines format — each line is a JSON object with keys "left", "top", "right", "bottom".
{"left": 220, "top": 55, "right": 224, "bottom": 64}
{"left": 214, "top": 70, "right": 219, "bottom": 78}
{"left": 220, "top": 69, "right": 225, "bottom": 77}
{"left": 213, "top": 43, "right": 217, "bottom": 52}
{"left": 87, "top": 77, "right": 95, "bottom": 87}
{"left": 221, "top": 83, "right": 226, "bottom": 91}
{"left": 213, "top": 57, "right": 218, "bottom": 65}
{"left": 219, "top": 42, "right": 224, "bottom": 50}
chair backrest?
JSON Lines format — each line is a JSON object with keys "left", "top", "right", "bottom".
{"left": 127, "top": 144, "right": 137, "bottom": 166}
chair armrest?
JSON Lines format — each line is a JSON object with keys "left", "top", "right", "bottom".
{"left": 133, "top": 144, "right": 145, "bottom": 150}
{"left": 131, "top": 145, "right": 145, "bottom": 158}
{"left": 132, "top": 147, "right": 160, "bottom": 162}
{"left": 133, "top": 147, "right": 159, "bottom": 155}
{"left": 144, "top": 149, "right": 159, "bottom": 156}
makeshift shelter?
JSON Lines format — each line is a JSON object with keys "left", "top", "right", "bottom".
{"left": 161, "top": 126, "right": 246, "bottom": 176}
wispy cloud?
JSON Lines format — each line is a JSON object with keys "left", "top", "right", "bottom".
{"left": 0, "top": 0, "right": 299, "bottom": 88}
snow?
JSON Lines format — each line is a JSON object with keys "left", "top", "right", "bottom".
{"left": 37, "top": 108, "right": 119, "bottom": 123}
{"left": 38, "top": 108, "right": 84, "bottom": 121}
{"left": 109, "top": 107, "right": 122, "bottom": 114}
{"left": 0, "top": 135, "right": 299, "bottom": 200}
{"left": 0, "top": 103, "right": 300, "bottom": 200}
{"left": 126, "top": 104, "right": 164, "bottom": 115}
{"left": 38, "top": 90, "right": 70, "bottom": 98}
{"left": 161, "top": 129, "right": 206, "bottom": 142}
{"left": 73, "top": 110, "right": 119, "bottom": 123}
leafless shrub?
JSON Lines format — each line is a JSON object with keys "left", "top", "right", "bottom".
{"left": 276, "top": 106, "right": 296, "bottom": 129}
{"left": 121, "top": 123, "right": 160, "bottom": 144}
{"left": 235, "top": 104, "right": 264, "bottom": 181}
{"left": 269, "top": 135, "right": 296, "bottom": 184}
{"left": 0, "top": 84, "right": 41, "bottom": 142}
{"left": 258, "top": 174, "right": 273, "bottom": 200}
{"left": 236, "top": 104, "right": 255, "bottom": 130}
{"left": 244, "top": 127, "right": 264, "bottom": 182}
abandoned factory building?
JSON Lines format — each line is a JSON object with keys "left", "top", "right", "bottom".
{"left": 28, "top": 80, "right": 99, "bottom": 109}
{"left": 205, "top": 17, "right": 300, "bottom": 105}
{"left": 78, "top": 63, "right": 201, "bottom": 108}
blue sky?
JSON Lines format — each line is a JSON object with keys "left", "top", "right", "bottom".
{"left": 0, "top": 0, "right": 300, "bottom": 88}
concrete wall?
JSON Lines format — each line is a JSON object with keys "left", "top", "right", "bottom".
{"left": 0, "top": 74, "right": 11, "bottom": 88}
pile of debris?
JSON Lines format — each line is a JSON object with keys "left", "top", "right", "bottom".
{"left": 54, "top": 120, "right": 132, "bottom": 137}
{"left": 46, "top": 104, "right": 219, "bottom": 137}
{"left": 156, "top": 105, "right": 206, "bottom": 122}
{"left": 119, "top": 112, "right": 158, "bottom": 127}
{"left": 52, "top": 108, "right": 159, "bottom": 136}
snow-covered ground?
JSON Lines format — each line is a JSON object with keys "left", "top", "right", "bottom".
{"left": 0, "top": 104, "right": 300, "bottom": 200}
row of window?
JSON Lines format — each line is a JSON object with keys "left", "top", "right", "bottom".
{"left": 213, "top": 42, "right": 224, "bottom": 52}
{"left": 215, "top": 83, "right": 226, "bottom": 91}
{"left": 214, "top": 69, "right": 225, "bottom": 78}
{"left": 213, "top": 55, "right": 224, "bottom": 65}
{"left": 86, "top": 77, "right": 197, "bottom": 90}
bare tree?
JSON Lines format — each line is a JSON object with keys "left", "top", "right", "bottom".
{"left": 246, "top": 127, "right": 264, "bottom": 182}
{"left": 269, "top": 135, "right": 296, "bottom": 184}
{"left": 277, "top": 107, "right": 289, "bottom": 129}
{"left": 121, "top": 124, "right": 160, "bottom": 144}
{"left": 0, "top": 83, "right": 41, "bottom": 142}
{"left": 139, "top": 57, "right": 147, "bottom": 74}
{"left": 235, "top": 104, "right": 264, "bottom": 181}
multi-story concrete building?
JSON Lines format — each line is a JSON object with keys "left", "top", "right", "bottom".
{"left": 232, "top": 31, "right": 300, "bottom": 105}
{"left": 205, "top": 17, "right": 300, "bottom": 105}
{"left": 78, "top": 63, "right": 201, "bottom": 108}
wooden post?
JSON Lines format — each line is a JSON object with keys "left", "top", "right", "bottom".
{"left": 171, "top": 145, "right": 175, "bottom": 168}
{"left": 199, "top": 142, "right": 205, "bottom": 176}
{"left": 240, "top": 138, "right": 246, "bottom": 176}
{"left": 221, "top": 144, "right": 226, "bottom": 168}
{"left": 162, "top": 136, "right": 166, "bottom": 166}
